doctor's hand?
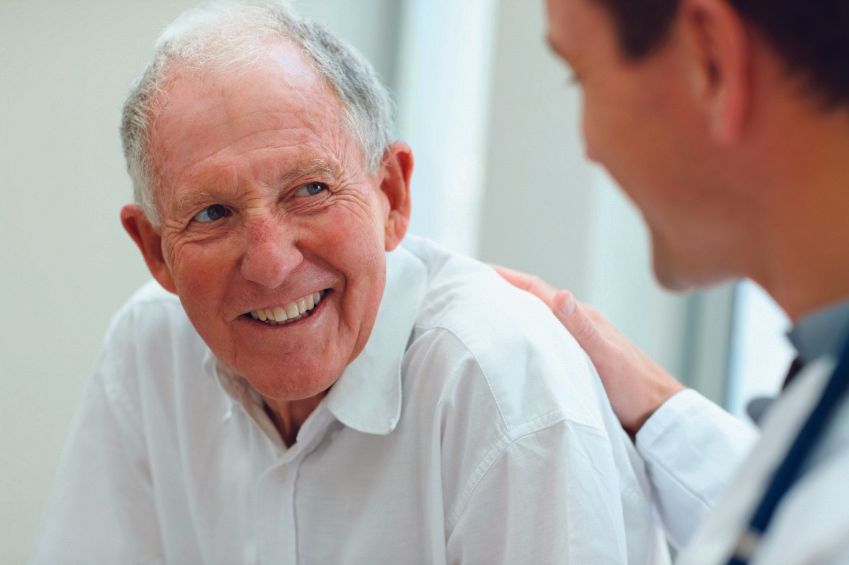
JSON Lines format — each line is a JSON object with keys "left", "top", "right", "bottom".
{"left": 495, "top": 266, "right": 684, "bottom": 436}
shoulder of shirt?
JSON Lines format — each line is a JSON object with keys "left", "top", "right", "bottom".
{"left": 102, "top": 278, "right": 206, "bottom": 362}
{"left": 400, "top": 236, "right": 608, "bottom": 437}
{"left": 104, "top": 279, "right": 191, "bottom": 337}
{"left": 118, "top": 279, "right": 182, "bottom": 310}
{"left": 96, "top": 280, "right": 209, "bottom": 408}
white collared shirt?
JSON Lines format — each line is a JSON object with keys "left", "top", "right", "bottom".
{"left": 637, "top": 365, "right": 849, "bottom": 564}
{"left": 34, "top": 236, "right": 668, "bottom": 565}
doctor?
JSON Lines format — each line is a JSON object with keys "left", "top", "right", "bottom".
{"left": 503, "top": 0, "right": 849, "bottom": 563}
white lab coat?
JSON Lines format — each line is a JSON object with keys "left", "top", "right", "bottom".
{"left": 640, "top": 360, "right": 849, "bottom": 564}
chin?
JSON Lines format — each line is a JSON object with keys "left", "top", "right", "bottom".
{"left": 652, "top": 256, "right": 693, "bottom": 291}
{"left": 239, "top": 361, "right": 341, "bottom": 402}
{"left": 651, "top": 245, "right": 733, "bottom": 293}
{"left": 649, "top": 232, "right": 685, "bottom": 291}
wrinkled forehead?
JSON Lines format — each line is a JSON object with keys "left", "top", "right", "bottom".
{"left": 146, "top": 42, "right": 353, "bottom": 194}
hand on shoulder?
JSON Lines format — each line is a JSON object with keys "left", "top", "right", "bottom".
{"left": 496, "top": 266, "right": 684, "bottom": 435}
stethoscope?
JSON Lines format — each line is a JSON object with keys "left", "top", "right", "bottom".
{"left": 727, "top": 333, "right": 849, "bottom": 565}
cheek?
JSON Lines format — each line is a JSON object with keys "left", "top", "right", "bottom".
{"left": 321, "top": 211, "right": 384, "bottom": 278}
{"left": 581, "top": 83, "right": 650, "bottom": 171}
{"left": 580, "top": 97, "right": 616, "bottom": 166}
{"left": 318, "top": 207, "right": 387, "bottom": 313}
{"left": 322, "top": 194, "right": 386, "bottom": 248}
{"left": 580, "top": 106, "right": 600, "bottom": 163}
{"left": 168, "top": 240, "right": 239, "bottom": 300}
{"left": 579, "top": 82, "right": 625, "bottom": 165}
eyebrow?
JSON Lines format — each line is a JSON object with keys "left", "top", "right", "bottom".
{"left": 169, "top": 158, "right": 342, "bottom": 217}
{"left": 277, "top": 158, "right": 339, "bottom": 187}
{"left": 171, "top": 190, "right": 228, "bottom": 218}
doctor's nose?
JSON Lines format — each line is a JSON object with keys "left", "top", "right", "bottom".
{"left": 239, "top": 218, "right": 303, "bottom": 288}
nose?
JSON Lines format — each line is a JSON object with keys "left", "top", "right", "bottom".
{"left": 239, "top": 217, "right": 303, "bottom": 288}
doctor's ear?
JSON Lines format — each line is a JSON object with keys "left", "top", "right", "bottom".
{"left": 680, "top": 0, "right": 751, "bottom": 144}
{"left": 377, "top": 141, "right": 414, "bottom": 251}
{"left": 120, "top": 204, "right": 177, "bottom": 293}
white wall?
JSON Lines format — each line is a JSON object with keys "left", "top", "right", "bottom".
{"left": 395, "top": 0, "right": 498, "bottom": 256}
{"left": 0, "top": 1, "right": 398, "bottom": 560}
{"left": 1, "top": 3, "right": 174, "bottom": 559}
{"left": 477, "top": 0, "right": 596, "bottom": 299}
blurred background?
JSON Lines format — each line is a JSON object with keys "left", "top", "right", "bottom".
{"left": 0, "top": 0, "right": 794, "bottom": 560}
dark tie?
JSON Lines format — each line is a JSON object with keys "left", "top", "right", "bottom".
{"left": 745, "top": 356, "right": 805, "bottom": 425}
{"left": 782, "top": 355, "right": 805, "bottom": 389}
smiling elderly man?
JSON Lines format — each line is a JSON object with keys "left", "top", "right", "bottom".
{"left": 33, "top": 3, "right": 667, "bottom": 564}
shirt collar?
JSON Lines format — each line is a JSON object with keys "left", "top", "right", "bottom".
{"left": 202, "top": 241, "right": 428, "bottom": 437}
{"left": 788, "top": 298, "right": 849, "bottom": 364}
{"left": 203, "top": 349, "right": 286, "bottom": 448}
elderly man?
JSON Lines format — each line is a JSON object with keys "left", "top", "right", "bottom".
{"left": 34, "top": 2, "right": 667, "bottom": 564}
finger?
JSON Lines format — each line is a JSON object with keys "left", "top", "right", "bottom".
{"left": 493, "top": 265, "right": 558, "bottom": 305}
{"left": 551, "top": 290, "right": 576, "bottom": 321}
{"left": 582, "top": 303, "right": 606, "bottom": 324}
{"left": 492, "top": 265, "right": 533, "bottom": 289}
{"left": 552, "top": 291, "right": 600, "bottom": 350}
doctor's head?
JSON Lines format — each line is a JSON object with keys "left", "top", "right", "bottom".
{"left": 544, "top": 0, "right": 849, "bottom": 291}
{"left": 118, "top": 1, "right": 413, "bottom": 404}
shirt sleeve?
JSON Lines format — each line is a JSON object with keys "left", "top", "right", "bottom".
{"left": 445, "top": 422, "right": 632, "bottom": 565}
{"left": 635, "top": 388, "right": 759, "bottom": 549}
{"left": 31, "top": 321, "right": 163, "bottom": 564}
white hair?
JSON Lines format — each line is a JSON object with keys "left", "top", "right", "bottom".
{"left": 120, "top": 0, "right": 395, "bottom": 223}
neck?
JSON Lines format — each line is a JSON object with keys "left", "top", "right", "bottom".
{"left": 745, "top": 102, "right": 849, "bottom": 322}
{"left": 263, "top": 392, "right": 326, "bottom": 447}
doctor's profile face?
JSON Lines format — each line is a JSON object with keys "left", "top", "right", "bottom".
{"left": 544, "top": 0, "right": 748, "bottom": 290}
{"left": 122, "top": 41, "right": 411, "bottom": 404}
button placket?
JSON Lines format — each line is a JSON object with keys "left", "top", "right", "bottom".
{"left": 255, "top": 407, "right": 336, "bottom": 565}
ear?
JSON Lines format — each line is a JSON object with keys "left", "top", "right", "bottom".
{"left": 376, "top": 141, "right": 414, "bottom": 251}
{"left": 120, "top": 204, "right": 177, "bottom": 293}
{"left": 679, "top": 0, "right": 751, "bottom": 143}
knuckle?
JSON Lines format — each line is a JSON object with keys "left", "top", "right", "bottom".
{"left": 584, "top": 305, "right": 603, "bottom": 322}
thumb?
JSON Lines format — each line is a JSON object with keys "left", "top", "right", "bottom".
{"left": 552, "top": 291, "right": 598, "bottom": 349}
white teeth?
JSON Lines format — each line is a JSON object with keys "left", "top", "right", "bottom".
{"left": 248, "top": 290, "right": 325, "bottom": 325}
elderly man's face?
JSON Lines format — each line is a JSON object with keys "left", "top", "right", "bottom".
{"left": 123, "top": 42, "right": 411, "bottom": 402}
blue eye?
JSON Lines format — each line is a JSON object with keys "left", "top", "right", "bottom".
{"left": 193, "top": 204, "right": 231, "bottom": 223}
{"left": 296, "top": 182, "right": 328, "bottom": 197}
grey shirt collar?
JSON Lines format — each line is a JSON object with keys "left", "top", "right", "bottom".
{"left": 788, "top": 298, "right": 849, "bottom": 363}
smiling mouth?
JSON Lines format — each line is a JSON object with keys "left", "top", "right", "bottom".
{"left": 242, "top": 290, "right": 329, "bottom": 326}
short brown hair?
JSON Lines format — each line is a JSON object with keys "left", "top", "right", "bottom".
{"left": 593, "top": 0, "right": 849, "bottom": 108}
